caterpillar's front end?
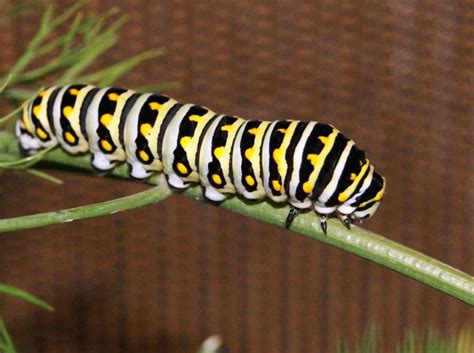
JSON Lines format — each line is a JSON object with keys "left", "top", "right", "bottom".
{"left": 337, "top": 168, "right": 386, "bottom": 222}
{"left": 16, "top": 100, "right": 43, "bottom": 155}
{"left": 351, "top": 171, "right": 386, "bottom": 220}
{"left": 16, "top": 88, "right": 58, "bottom": 156}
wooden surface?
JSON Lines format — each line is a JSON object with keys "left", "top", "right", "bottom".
{"left": 0, "top": 1, "right": 473, "bottom": 352}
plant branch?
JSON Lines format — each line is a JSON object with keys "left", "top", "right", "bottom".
{"left": 0, "top": 131, "right": 472, "bottom": 306}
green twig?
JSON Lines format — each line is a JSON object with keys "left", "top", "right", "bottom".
{"left": 0, "top": 169, "right": 172, "bottom": 233}
{"left": 0, "top": 131, "right": 472, "bottom": 306}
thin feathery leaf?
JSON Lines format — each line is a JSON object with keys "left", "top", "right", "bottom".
{"left": 0, "top": 316, "right": 16, "bottom": 353}
{"left": 49, "top": 0, "right": 85, "bottom": 28}
{"left": 78, "top": 48, "right": 165, "bottom": 85}
{"left": 0, "top": 284, "right": 53, "bottom": 311}
{"left": 58, "top": 17, "right": 126, "bottom": 83}
{"left": 4, "top": 5, "right": 54, "bottom": 81}
{"left": 0, "top": 146, "right": 54, "bottom": 169}
{"left": 0, "top": 104, "right": 23, "bottom": 126}
{"left": 0, "top": 74, "right": 13, "bottom": 94}
{"left": 59, "top": 12, "right": 84, "bottom": 57}
{"left": 135, "top": 80, "right": 181, "bottom": 93}
{"left": 23, "top": 168, "right": 63, "bottom": 184}
{"left": 1, "top": 87, "right": 37, "bottom": 101}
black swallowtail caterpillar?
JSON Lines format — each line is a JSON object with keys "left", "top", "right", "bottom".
{"left": 16, "top": 84, "right": 386, "bottom": 233}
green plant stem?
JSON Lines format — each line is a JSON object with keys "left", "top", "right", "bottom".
{"left": 0, "top": 181, "right": 172, "bottom": 234}
{"left": 0, "top": 132, "right": 472, "bottom": 306}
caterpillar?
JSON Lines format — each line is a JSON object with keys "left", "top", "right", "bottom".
{"left": 16, "top": 84, "right": 386, "bottom": 233}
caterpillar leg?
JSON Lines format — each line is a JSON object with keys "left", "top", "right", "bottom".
{"left": 338, "top": 213, "right": 352, "bottom": 230}
{"left": 314, "top": 204, "right": 336, "bottom": 235}
{"left": 204, "top": 186, "right": 227, "bottom": 202}
{"left": 285, "top": 207, "right": 300, "bottom": 229}
{"left": 319, "top": 214, "right": 328, "bottom": 235}
{"left": 91, "top": 152, "right": 115, "bottom": 172}
{"left": 166, "top": 173, "right": 189, "bottom": 189}
{"left": 91, "top": 153, "right": 116, "bottom": 175}
{"left": 128, "top": 162, "right": 152, "bottom": 180}
{"left": 18, "top": 144, "right": 38, "bottom": 157}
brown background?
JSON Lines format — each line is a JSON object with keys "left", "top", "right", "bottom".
{"left": 0, "top": 1, "right": 473, "bottom": 352}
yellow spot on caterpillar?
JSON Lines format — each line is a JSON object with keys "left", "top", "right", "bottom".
{"left": 214, "top": 146, "right": 225, "bottom": 159}
{"left": 319, "top": 136, "right": 328, "bottom": 144}
{"left": 69, "top": 88, "right": 80, "bottom": 95}
{"left": 101, "top": 139, "right": 113, "bottom": 152}
{"left": 303, "top": 181, "right": 313, "bottom": 194}
{"left": 221, "top": 124, "right": 235, "bottom": 132}
{"left": 273, "top": 148, "right": 284, "bottom": 165}
{"left": 180, "top": 136, "right": 192, "bottom": 149}
{"left": 64, "top": 131, "right": 76, "bottom": 144}
{"left": 140, "top": 123, "right": 152, "bottom": 136}
{"left": 100, "top": 114, "right": 113, "bottom": 127}
{"left": 212, "top": 174, "right": 222, "bottom": 185}
{"left": 272, "top": 180, "right": 282, "bottom": 192}
{"left": 108, "top": 93, "right": 120, "bottom": 101}
{"left": 248, "top": 128, "right": 258, "bottom": 135}
{"left": 338, "top": 163, "right": 370, "bottom": 203}
{"left": 35, "top": 128, "right": 47, "bottom": 140}
{"left": 63, "top": 106, "right": 73, "bottom": 118}
{"left": 139, "top": 150, "right": 150, "bottom": 162}
{"left": 277, "top": 128, "right": 287, "bottom": 133}
{"left": 149, "top": 102, "right": 161, "bottom": 111}
{"left": 244, "top": 147, "right": 255, "bottom": 160}
{"left": 245, "top": 175, "right": 255, "bottom": 186}
{"left": 307, "top": 153, "right": 319, "bottom": 165}
{"left": 33, "top": 105, "right": 41, "bottom": 117}
{"left": 176, "top": 162, "right": 188, "bottom": 174}
{"left": 189, "top": 114, "right": 202, "bottom": 122}
{"left": 38, "top": 91, "right": 46, "bottom": 97}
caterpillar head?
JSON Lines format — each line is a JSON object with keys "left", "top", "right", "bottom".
{"left": 352, "top": 171, "right": 386, "bottom": 220}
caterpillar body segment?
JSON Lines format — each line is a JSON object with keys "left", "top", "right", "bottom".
{"left": 16, "top": 85, "right": 386, "bottom": 233}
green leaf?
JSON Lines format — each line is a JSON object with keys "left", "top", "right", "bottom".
{"left": 135, "top": 80, "right": 181, "bottom": 93}
{"left": 0, "top": 104, "right": 22, "bottom": 126}
{"left": 0, "top": 316, "right": 16, "bottom": 353}
{"left": 0, "top": 74, "right": 12, "bottom": 94}
{"left": 0, "top": 284, "right": 53, "bottom": 311}
{"left": 0, "top": 146, "right": 55, "bottom": 170}
{"left": 22, "top": 168, "right": 63, "bottom": 184}
{"left": 78, "top": 48, "right": 166, "bottom": 86}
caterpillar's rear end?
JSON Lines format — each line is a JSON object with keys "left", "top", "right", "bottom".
{"left": 16, "top": 85, "right": 386, "bottom": 233}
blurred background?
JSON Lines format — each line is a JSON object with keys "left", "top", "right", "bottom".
{"left": 0, "top": 1, "right": 473, "bottom": 352}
